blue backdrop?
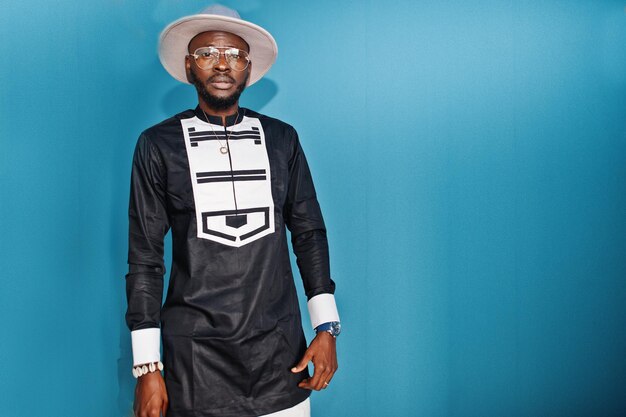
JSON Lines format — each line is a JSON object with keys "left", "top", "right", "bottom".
{"left": 1, "top": 1, "right": 625, "bottom": 416}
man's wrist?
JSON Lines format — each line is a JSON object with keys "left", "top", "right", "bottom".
{"left": 314, "top": 321, "right": 341, "bottom": 338}
{"left": 132, "top": 360, "right": 164, "bottom": 378}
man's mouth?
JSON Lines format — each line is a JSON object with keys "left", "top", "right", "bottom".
{"left": 208, "top": 76, "right": 235, "bottom": 90}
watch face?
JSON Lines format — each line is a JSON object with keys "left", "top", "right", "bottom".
{"left": 330, "top": 321, "right": 341, "bottom": 336}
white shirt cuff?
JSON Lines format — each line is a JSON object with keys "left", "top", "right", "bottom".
{"left": 131, "top": 328, "right": 161, "bottom": 366}
{"left": 307, "top": 293, "right": 340, "bottom": 330}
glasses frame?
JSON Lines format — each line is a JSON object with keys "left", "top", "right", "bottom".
{"left": 188, "top": 46, "right": 251, "bottom": 71}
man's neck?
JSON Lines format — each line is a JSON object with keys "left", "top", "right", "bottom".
{"left": 197, "top": 100, "right": 239, "bottom": 125}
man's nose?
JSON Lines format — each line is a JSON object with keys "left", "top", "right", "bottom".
{"left": 214, "top": 53, "right": 230, "bottom": 71}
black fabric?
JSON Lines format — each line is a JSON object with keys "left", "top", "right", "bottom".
{"left": 125, "top": 107, "right": 335, "bottom": 416}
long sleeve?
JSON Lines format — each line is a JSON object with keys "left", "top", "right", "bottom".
{"left": 125, "top": 133, "right": 170, "bottom": 366}
{"left": 284, "top": 128, "right": 340, "bottom": 329}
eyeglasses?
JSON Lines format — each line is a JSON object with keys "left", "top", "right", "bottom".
{"left": 188, "top": 46, "right": 251, "bottom": 71}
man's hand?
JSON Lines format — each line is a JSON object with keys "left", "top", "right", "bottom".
{"left": 291, "top": 331, "right": 338, "bottom": 390}
{"left": 133, "top": 371, "right": 168, "bottom": 417}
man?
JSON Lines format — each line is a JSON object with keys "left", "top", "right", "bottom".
{"left": 125, "top": 5, "right": 341, "bottom": 417}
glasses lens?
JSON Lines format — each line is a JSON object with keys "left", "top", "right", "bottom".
{"left": 194, "top": 47, "right": 219, "bottom": 70}
{"left": 225, "top": 48, "right": 249, "bottom": 71}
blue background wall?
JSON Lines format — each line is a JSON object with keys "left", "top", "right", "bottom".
{"left": 1, "top": 1, "right": 625, "bottom": 416}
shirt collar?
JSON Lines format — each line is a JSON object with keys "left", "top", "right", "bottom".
{"left": 194, "top": 105, "right": 244, "bottom": 127}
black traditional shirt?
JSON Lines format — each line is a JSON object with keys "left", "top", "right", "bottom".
{"left": 125, "top": 106, "right": 339, "bottom": 417}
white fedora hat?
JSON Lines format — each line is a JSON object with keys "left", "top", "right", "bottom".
{"left": 158, "top": 4, "right": 278, "bottom": 86}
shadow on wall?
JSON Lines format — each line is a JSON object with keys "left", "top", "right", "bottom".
{"left": 240, "top": 78, "right": 279, "bottom": 113}
{"left": 160, "top": 77, "right": 280, "bottom": 115}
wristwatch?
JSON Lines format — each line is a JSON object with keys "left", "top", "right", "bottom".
{"left": 315, "top": 321, "right": 341, "bottom": 338}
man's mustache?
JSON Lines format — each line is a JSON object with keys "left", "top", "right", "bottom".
{"left": 207, "top": 74, "right": 236, "bottom": 84}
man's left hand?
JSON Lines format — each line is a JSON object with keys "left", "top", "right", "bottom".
{"left": 291, "top": 331, "right": 338, "bottom": 390}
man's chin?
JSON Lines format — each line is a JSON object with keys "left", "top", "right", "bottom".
{"left": 189, "top": 70, "right": 248, "bottom": 111}
{"left": 198, "top": 89, "right": 241, "bottom": 111}
{"left": 206, "top": 89, "right": 236, "bottom": 100}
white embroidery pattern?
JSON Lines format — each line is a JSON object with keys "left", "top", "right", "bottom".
{"left": 181, "top": 115, "right": 275, "bottom": 247}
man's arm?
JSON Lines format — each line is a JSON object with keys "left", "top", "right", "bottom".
{"left": 283, "top": 127, "right": 340, "bottom": 390}
{"left": 125, "top": 132, "right": 170, "bottom": 415}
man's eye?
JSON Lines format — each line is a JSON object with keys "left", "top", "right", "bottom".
{"left": 226, "top": 49, "right": 240, "bottom": 57}
{"left": 196, "top": 48, "right": 217, "bottom": 57}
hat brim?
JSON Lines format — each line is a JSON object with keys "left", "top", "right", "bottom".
{"left": 158, "top": 14, "right": 277, "bottom": 86}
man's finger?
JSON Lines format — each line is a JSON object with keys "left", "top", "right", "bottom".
{"left": 306, "top": 358, "right": 329, "bottom": 390}
{"left": 323, "top": 369, "right": 336, "bottom": 389}
{"left": 162, "top": 399, "right": 168, "bottom": 416}
{"left": 313, "top": 366, "right": 332, "bottom": 390}
{"left": 291, "top": 350, "right": 312, "bottom": 373}
{"left": 314, "top": 357, "right": 337, "bottom": 390}
{"left": 322, "top": 363, "right": 337, "bottom": 388}
{"left": 298, "top": 377, "right": 311, "bottom": 389}
{"left": 322, "top": 369, "right": 335, "bottom": 390}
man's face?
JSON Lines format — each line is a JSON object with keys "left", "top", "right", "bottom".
{"left": 186, "top": 31, "right": 251, "bottom": 111}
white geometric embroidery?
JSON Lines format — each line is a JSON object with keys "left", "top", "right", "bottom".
{"left": 181, "top": 115, "right": 275, "bottom": 247}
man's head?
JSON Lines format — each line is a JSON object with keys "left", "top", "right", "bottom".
{"left": 185, "top": 31, "right": 251, "bottom": 111}
{"left": 158, "top": 5, "right": 278, "bottom": 87}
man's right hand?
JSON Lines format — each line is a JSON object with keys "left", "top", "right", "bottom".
{"left": 133, "top": 371, "right": 169, "bottom": 417}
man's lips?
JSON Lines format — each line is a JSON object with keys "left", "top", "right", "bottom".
{"left": 208, "top": 76, "right": 235, "bottom": 90}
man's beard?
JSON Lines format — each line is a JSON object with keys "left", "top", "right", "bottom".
{"left": 189, "top": 69, "right": 248, "bottom": 111}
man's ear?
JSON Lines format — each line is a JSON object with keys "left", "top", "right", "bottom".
{"left": 246, "top": 61, "right": 253, "bottom": 86}
{"left": 185, "top": 56, "right": 193, "bottom": 83}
